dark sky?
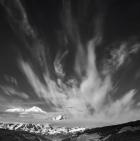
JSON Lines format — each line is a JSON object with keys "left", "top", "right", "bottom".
{"left": 0, "top": 0, "right": 140, "bottom": 123}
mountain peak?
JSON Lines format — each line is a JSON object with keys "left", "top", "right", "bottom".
{"left": 24, "top": 106, "right": 46, "bottom": 113}
{"left": 5, "top": 106, "right": 47, "bottom": 114}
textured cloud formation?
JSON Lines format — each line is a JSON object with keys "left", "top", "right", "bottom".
{"left": 0, "top": 85, "right": 29, "bottom": 99}
{"left": 1, "top": 0, "right": 140, "bottom": 125}
{"left": 4, "top": 75, "right": 18, "bottom": 86}
{"left": 92, "top": 89, "right": 137, "bottom": 123}
{"left": 0, "top": 0, "right": 35, "bottom": 38}
{"left": 104, "top": 42, "right": 140, "bottom": 74}
{"left": 18, "top": 40, "right": 140, "bottom": 124}
{"left": 14, "top": 0, "right": 140, "bottom": 123}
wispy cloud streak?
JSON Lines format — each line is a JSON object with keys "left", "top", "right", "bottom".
{"left": 1, "top": 0, "right": 140, "bottom": 124}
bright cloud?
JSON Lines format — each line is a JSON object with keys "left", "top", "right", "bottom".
{"left": 18, "top": 40, "right": 140, "bottom": 124}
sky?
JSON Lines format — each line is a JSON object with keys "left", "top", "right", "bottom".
{"left": 0, "top": 0, "right": 140, "bottom": 124}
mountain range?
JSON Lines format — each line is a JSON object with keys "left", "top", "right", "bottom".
{"left": 0, "top": 120, "right": 140, "bottom": 140}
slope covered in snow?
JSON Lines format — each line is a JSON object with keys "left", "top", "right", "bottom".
{"left": 0, "top": 122, "right": 85, "bottom": 135}
{"left": 0, "top": 120, "right": 140, "bottom": 140}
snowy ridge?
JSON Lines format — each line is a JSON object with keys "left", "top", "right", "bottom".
{"left": 5, "top": 106, "right": 47, "bottom": 114}
{"left": 0, "top": 122, "right": 86, "bottom": 135}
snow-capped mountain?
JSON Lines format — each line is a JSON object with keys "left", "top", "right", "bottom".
{"left": 0, "top": 122, "right": 85, "bottom": 135}
{"left": 0, "top": 121, "right": 140, "bottom": 141}
{"left": 5, "top": 106, "right": 47, "bottom": 114}
{"left": 25, "top": 106, "right": 46, "bottom": 113}
{"left": 5, "top": 107, "right": 24, "bottom": 113}
{"left": 52, "top": 114, "right": 66, "bottom": 121}
{"left": 23, "top": 106, "right": 47, "bottom": 114}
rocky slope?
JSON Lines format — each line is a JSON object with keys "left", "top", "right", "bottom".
{"left": 71, "top": 120, "right": 140, "bottom": 141}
